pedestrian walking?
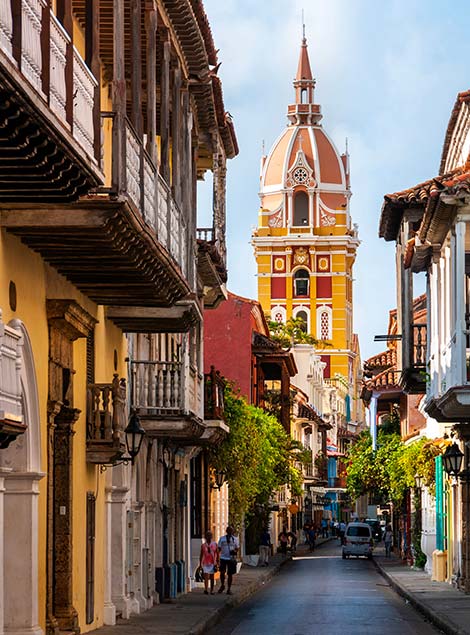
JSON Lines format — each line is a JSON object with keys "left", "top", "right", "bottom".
{"left": 303, "top": 521, "right": 311, "bottom": 544}
{"left": 321, "top": 517, "right": 328, "bottom": 538}
{"left": 308, "top": 525, "right": 316, "bottom": 552}
{"left": 339, "top": 520, "right": 346, "bottom": 544}
{"left": 287, "top": 529, "right": 298, "bottom": 553}
{"left": 278, "top": 526, "right": 289, "bottom": 554}
{"left": 199, "top": 530, "right": 218, "bottom": 595}
{"left": 384, "top": 524, "right": 393, "bottom": 558}
{"left": 259, "top": 527, "right": 271, "bottom": 566}
{"left": 218, "top": 526, "right": 239, "bottom": 595}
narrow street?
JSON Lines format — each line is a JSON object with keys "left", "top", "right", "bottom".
{"left": 208, "top": 541, "right": 441, "bottom": 635}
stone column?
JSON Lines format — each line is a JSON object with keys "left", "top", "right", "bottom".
{"left": 110, "top": 484, "right": 131, "bottom": 618}
{"left": 3, "top": 472, "right": 44, "bottom": 635}
{"left": 103, "top": 485, "right": 116, "bottom": 625}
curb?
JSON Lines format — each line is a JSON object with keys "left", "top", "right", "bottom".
{"left": 188, "top": 556, "right": 291, "bottom": 635}
{"left": 373, "top": 558, "right": 468, "bottom": 635}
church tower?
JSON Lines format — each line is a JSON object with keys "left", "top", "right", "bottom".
{"left": 252, "top": 34, "right": 360, "bottom": 384}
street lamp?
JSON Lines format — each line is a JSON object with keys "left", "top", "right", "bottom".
{"left": 415, "top": 474, "right": 424, "bottom": 489}
{"left": 125, "top": 410, "right": 145, "bottom": 464}
{"left": 442, "top": 442, "right": 464, "bottom": 477}
{"left": 210, "top": 468, "right": 226, "bottom": 490}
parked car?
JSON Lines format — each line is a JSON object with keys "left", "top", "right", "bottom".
{"left": 342, "top": 522, "right": 373, "bottom": 559}
{"left": 364, "top": 518, "right": 382, "bottom": 542}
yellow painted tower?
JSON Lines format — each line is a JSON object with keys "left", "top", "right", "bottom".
{"left": 252, "top": 35, "right": 360, "bottom": 384}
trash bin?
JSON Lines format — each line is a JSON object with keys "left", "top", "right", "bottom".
{"left": 431, "top": 549, "right": 447, "bottom": 581}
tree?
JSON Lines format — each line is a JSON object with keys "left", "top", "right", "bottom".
{"left": 208, "top": 386, "right": 303, "bottom": 530}
{"left": 345, "top": 429, "right": 441, "bottom": 507}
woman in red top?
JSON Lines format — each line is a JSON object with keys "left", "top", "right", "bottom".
{"left": 199, "top": 530, "right": 219, "bottom": 595}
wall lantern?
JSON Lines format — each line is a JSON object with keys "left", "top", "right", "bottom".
{"left": 125, "top": 410, "right": 145, "bottom": 464}
{"left": 211, "top": 468, "right": 226, "bottom": 490}
{"left": 442, "top": 442, "right": 464, "bottom": 477}
{"left": 414, "top": 473, "right": 424, "bottom": 489}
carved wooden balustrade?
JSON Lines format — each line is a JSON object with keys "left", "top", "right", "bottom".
{"left": 129, "top": 359, "right": 204, "bottom": 441}
{"left": 204, "top": 366, "right": 225, "bottom": 421}
{"left": 401, "top": 323, "right": 427, "bottom": 394}
{"left": 0, "top": 319, "right": 25, "bottom": 448}
{"left": 0, "top": 0, "right": 101, "bottom": 201}
{"left": 86, "top": 374, "right": 127, "bottom": 464}
{"left": 1, "top": 0, "right": 97, "bottom": 158}
{"left": 130, "top": 360, "right": 185, "bottom": 416}
{"left": 102, "top": 114, "right": 188, "bottom": 278}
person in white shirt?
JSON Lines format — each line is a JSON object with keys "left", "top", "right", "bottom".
{"left": 217, "top": 526, "right": 239, "bottom": 595}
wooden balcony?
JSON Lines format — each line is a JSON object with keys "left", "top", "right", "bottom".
{"left": 0, "top": 0, "right": 102, "bottom": 202}
{"left": 86, "top": 375, "right": 127, "bottom": 464}
{"left": 200, "top": 367, "right": 228, "bottom": 445}
{"left": 1, "top": 118, "right": 191, "bottom": 307}
{"left": 400, "top": 323, "right": 427, "bottom": 394}
{"left": 204, "top": 366, "right": 225, "bottom": 421}
{"left": 0, "top": 321, "right": 26, "bottom": 448}
{"left": 196, "top": 227, "right": 227, "bottom": 309}
{"left": 129, "top": 360, "right": 205, "bottom": 443}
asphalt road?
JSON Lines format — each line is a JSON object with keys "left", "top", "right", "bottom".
{"left": 208, "top": 540, "right": 441, "bottom": 635}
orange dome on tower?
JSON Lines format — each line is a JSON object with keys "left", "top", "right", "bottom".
{"left": 259, "top": 36, "right": 351, "bottom": 232}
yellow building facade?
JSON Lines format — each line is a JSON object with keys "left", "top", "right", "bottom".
{"left": 252, "top": 36, "right": 360, "bottom": 385}
{"left": 0, "top": 1, "right": 236, "bottom": 633}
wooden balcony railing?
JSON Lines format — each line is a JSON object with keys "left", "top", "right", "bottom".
{"left": 0, "top": 321, "right": 26, "bottom": 448}
{"left": 0, "top": 1, "right": 98, "bottom": 160}
{"left": 86, "top": 374, "right": 127, "bottom": 464}
{"left": 204, "top": 366, "right": 225, "bottom": 420}
{"left": 197, "top": 227, "right": 214, "bottom": 242}
{"left": 412, "top": 323, "right": 427, "bottom": 367}
{"left": 103, "top": 115, "right": 188, "bottom": 277}
{"left": 130, "top": 360, "right": 184, "bottom": 415}
{"left": 129, "top": 360, "right": 204, "bottom": 429}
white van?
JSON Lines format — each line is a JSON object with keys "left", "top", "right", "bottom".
{"left": 342, "top": 522, "right": 373, "bottom": 559}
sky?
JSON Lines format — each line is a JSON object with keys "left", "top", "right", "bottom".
{"left": 199, "top": 0, "right": 470, "bottom": 360}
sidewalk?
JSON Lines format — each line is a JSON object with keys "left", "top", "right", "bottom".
{"left": 374, "top": 546, "right": 470, "bottom": 635}
{"left": 94, "top": 537, "right": 331, "bottom": 635}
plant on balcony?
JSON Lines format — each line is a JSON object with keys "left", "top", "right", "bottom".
{"left": 267, "top": 317, "right": 332, "bottom": 350}
{"left": 314, "top": 451, "right": 327, "bottom": 471}
{"left": 208, "top": 386, "right": 303, "bottom": 531}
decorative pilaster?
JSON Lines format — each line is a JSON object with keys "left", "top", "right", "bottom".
{"left": 53, "top": 405, "right": 80, "bottom": 633}
{"left": 45, "top": 401, "right": 60, "bottom": 635}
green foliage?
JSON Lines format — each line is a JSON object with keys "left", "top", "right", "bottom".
{"left": 345, "top": 430, "right": 441, "bottom": 507}
{"left": 209, "top": 386, "right": 303, "bottom": 529}
{"left": 380, "top": 409, "right": 400, "bottom": 435}
{"left": 266, "top": 317, "right": 329, "bottom": 350}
